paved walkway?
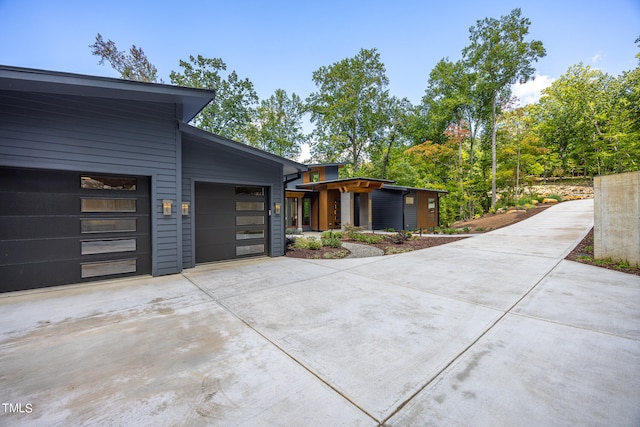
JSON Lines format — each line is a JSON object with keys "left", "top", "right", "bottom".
{"left": 1, "top": 199, "right": 639, "bottom": 426}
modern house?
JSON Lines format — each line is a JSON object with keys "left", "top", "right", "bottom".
{"left": 285, "top": 163, "right": 446, "bottom": 232}
{"left": 0, "top": 65, "right": 307, "bottom": 293}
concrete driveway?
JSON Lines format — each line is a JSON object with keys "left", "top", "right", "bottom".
{"left": 1, "top": 199, "right": 639, "bottom": 426}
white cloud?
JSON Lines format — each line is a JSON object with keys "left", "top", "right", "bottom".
{"left": 592, "top": 52, "right": 603, "bottom": 63}
{"left": 512, "top": 74, "right": 555, "bottom": 106}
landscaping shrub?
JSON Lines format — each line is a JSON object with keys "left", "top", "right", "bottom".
{"left": 293, "top": 236, "right": 322, "bottom": 250}
{"left": 385, "top": 230, "right": 412, "bottom": 244}
{"left": 349, "top": 233, "right": 385, "bottom": 244}
{"left": 321, "top": 231, "right": 343, "bottom": 239}
{"left": 321, "top": 237, "right": 342, "bottom": 248}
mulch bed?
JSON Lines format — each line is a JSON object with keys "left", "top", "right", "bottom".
{"left": 565, "top": 228, "right": 640, "bottom": 276}
{"left": 286, "top": 235, "right": 468, "bottom": 259}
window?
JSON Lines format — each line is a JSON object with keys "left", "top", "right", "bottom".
{"left": 302, "top": 198, "right": 311, "bottom": 226}
{"left": 81, "top": 259, "right": 136, "bottom": 278}
{"left": 236, "top": 230, "right": 264, "bottom": 240}
{"left": 236, "top": 201, "right": 264, "bottom": 211}
{"left": 285, "top": 197, "right": 298, "bottom": 228}
{"left": 81, "top": 176, "right": 136, "bottom": 191}
{"left": 81, "top": 199, "right": 136, "bottom": 213}
{"left": 236, "top": 244, "right": 264, "bottom": 256}
{"left": 81, "top": 239, "right": 137, "bottom": 255}
{"left": 428, "top": 198, "right": 436, "bottom": 209}
{"left": 236, "top": 216, "right": 265, "bottom": 226}
{"left": 406, "top": 196, "right": 415, "bottom": 205}
{"left": 235, "top": 186, "right": 264, "bottom": 196}
{"left": 81, "top": 218, "right": 136, "bottom": 233}
{"left": 310, "top": 171, "right": 320, "bottom": 182}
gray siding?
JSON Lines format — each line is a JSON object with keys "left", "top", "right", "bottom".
{"left": 372, "top": 189, "right": 403, "bottom": 230}
{"left": 0, "top": 91, "right": 181, "bottom": 276}
{"left": 182, "top": 138, "right": 284, "bottom": 268}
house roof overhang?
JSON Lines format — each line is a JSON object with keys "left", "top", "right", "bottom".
{"left": 179, "top": 122, "right": 307, "bottom": 176}
{"left": 0, "top": 65, "right": 215, "bottom": 122}
{"left": 297, "top": 177, "right": 394, "bottom": 193}
{"left": 380, "top": 184, "right": 449, "bottom": 194}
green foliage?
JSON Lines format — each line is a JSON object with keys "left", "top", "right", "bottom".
{"left": 348, "top": 233, "right": 385, "bottom": 244}
{"left": 306, "top": 48, "right": 391, "bottom": 172}
{"left": 321, "top": 237, "right": 343, "bottom": 248}
{"left": 321, "top": 231, "right": 344, "bottom": 239}
{"left": 90, "top": 33, "right": 159, "bottom": 83}
{"left": 246, "top": 89, "right": 307, "bottom": 159}
{"left": 170, "top": 55, "right": 258, "bottom": 142}
{"left": 293, "top": 237, "right": 322, "bottom": 250}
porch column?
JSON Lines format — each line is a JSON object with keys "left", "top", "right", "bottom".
{"left": 340, "top": 191, "right": 354, "bottom": 229}
{"left": 358, "top": 192, "right": 373, "bottom": 230}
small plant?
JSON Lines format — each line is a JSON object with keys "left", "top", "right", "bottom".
{"left": 384, "top": 246, "right": 413, "bottom": 255}
{"left": 584, "top": 245, "right": 594, "bottom": 252}
{"left": 293, "top": 236, "right": 322, "bottom": 250}
{"left": 342, "top": 224, "right": 362, "bottom": 234}
{"left": 321, "top": 237, "right": 343, "bottom": 248}
{"left": 385, "top": 230, "right": 412, "bottom": 244}
{"left": 546, "top": 194, "right": 563, "bottom": 202}
{"left": 321, "top": 231, "right": 343, "bottom": 239}
{"left": 462, "top": 226, "right": 471, "bottom": 233}
{"left": 350, "top": 233, "right": 385, "bottom": 244}
{"left": 384, "top": 228, "right": 396, "bottom": 232}
{"left": 475, "top": 227, "right": 485, "bottom": 232}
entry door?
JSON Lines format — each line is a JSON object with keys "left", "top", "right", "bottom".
{"left": 195, "top": 183, "right": 268, "bottom": 263}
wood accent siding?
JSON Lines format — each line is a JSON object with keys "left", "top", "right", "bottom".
{"left": 0, "top": 91, "right": 181, "bottom": 276}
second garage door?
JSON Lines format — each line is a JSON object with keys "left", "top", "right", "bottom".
{"left": 195, "top": 183, "right": 269, "bottom": 263}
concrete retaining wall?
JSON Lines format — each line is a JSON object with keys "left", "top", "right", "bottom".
{"left": 594, "top": 171, "right": 640, "bottom": 267}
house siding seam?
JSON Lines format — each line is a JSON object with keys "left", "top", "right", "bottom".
{"left": 0, "top": 91, "right": 182, "bottom": 276}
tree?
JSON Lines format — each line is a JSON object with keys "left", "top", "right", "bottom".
{"left": 462, "top": 8, "right": 546, "bottom": 208}
{"left": 90, "top": 34, "right": 159, "bottom": 83}
{"left": 306, "top": 48, "right": 391, "bottom": 173}
{"left": 535, "top": 63, "right": 639, "bottom": 176}
{"left": 246, "top": 89, "right": 307, "bottom": 159}
{"left": 170, "top": 55, "right": 258, "bottom": 142}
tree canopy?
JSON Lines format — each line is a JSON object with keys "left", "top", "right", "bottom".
{"left": 169, "top": 55, "right": 258, "bottom": 143}
{"left": 89, "top": 22, "right": 638, "bottom": 225}
{"left": 306, "top": 48, "right": 391, "bottom": 173}
{"left": 90, "top": 33, "right": 159, "bottom": 83}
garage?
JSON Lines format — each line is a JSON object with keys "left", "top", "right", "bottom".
{"left": 195, "top": 182, "right": 269, "bottom": 263}
{"left": 0, "top": 167, "right": 151, "bottom": 292}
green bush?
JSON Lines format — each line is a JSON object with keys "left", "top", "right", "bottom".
{"left": 546, "top": 194, "right": 563, "bottom": 202}
{"left": 321, "top": 231, "right": 343, "bottom": 239}
{"left": 293, "top": 237, "right": 322, "bottom": 250}
{"left": 321, "top": 237, "right": 342, "bottom": 248}
{"left": 349, "top": 233, "right": 385, "bottom": 244}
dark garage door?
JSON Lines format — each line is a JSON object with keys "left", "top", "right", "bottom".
{"left": 195, "top": 183, "right": 268, "bottom": 263}
{"left": 0, "top": 167, "right": 151, "bottom": 292}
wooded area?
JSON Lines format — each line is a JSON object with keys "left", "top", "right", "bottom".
{"left": 91, "top": 8, "right": 640, "bottom": 225}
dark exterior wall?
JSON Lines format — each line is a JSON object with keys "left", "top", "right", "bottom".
{"left": 404, "top": 190, "right": 418, "bottom": 230}
{"left": 0, "top": 90, "right": 181, "bottom": 276}
{"left": 372, "top": 189, "right": 403, "bottom": 230}
{"left": 181, "top": 138, "right": 284, "bottom": 268}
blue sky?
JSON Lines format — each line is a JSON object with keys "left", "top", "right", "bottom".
{"left": 1, "top": 0, "right": 638, "bottom": 107}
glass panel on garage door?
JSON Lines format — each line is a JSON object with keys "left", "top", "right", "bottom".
{"left": 0, "top": 167, "right": 151, "bottom": 293}
{"left": 195, "top": 183, "right": 268, "bottom": 263}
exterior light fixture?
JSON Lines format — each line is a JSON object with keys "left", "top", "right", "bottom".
{"left": 181, "top": 202, "right": 190, "bottom": 216}
{"left": 162, "top": 200, "right": 172, "bottom": 216}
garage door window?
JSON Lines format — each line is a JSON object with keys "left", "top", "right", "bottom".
{"left": 81, "top": 175, "right": 137, "bottom": 191}
{"left": 81, "top": 238, "right": 137, "bottom": 255}
{"left": 236, "top": 244, "right": 265, "bottom": 256}
{"left": 81, "top": 259, "right": 137, "bottom": 278}
{"left": 81, "top": 218, "right": 137, "bottom": 233}
{"left": 81, "top": 199, "right": 136, "bottom": 212}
